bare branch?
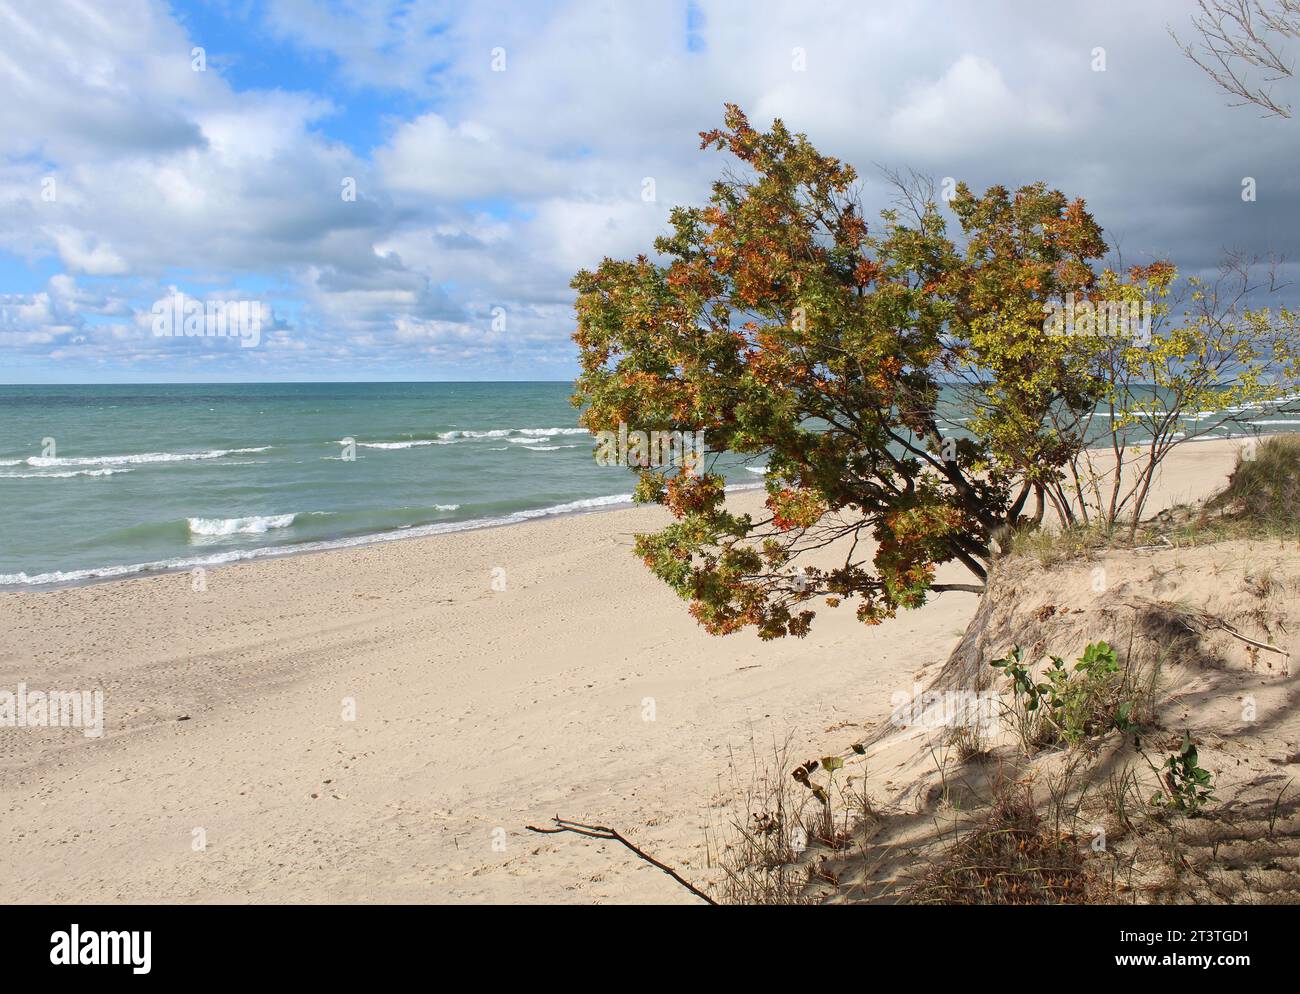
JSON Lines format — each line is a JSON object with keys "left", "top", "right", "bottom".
{"left": 1171, "top": 0, "right": 1299, "bottom": 118}
{"left": 525, "top": 816, "right": 719, "bottom": 905}
{"left": 930, "top": 583, "right": 988, "bottom": 594}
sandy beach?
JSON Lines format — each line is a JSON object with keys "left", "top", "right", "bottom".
{"left": 0, "top": 438, "right": 1265, "bottom": 902}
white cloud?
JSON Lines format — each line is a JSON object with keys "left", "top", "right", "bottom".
{"left": 0, "top": 0, "right": 209, "bottom": 161}
{"left": 887, "top": 54, "right": 1068, "bottom": 154}
{"left": 45, "top": 226, "right": 129, "bottom": 276}
{"left": 378, "top": 114, "right": 566, "bottom": 200}
{"left": 0, "top": 0, "right": 1296, "bottom": 379}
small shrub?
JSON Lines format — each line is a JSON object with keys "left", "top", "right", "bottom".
{"left": 708, "top": 740, "right": 867, "bottom": 904}
{"left": 1054, "top": 642, "right": 1137, "bottom": 746}
{"left": 989, "top": 646, "right": 1049, "bottom": 749}
{"left": 991, "top": 641, "right": 1140, "bottom": 753}
{"left": 1150, "top": 732, "right": 1216, "bottom": 815}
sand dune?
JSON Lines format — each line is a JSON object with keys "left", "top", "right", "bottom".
{"left": 0, "top": 438, "right": 1259, "bottom": 902}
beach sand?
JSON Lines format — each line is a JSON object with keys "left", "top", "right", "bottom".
{"left": 0, "top": 438, "right": 1257, "bottom": 903}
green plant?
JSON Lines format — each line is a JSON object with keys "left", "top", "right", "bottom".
{"left": 988, "top": 645, "right": 1048, "bottom": 750}
{"left": 990, "top": 640, "right": 1138, "bottom": 752}
{"left": 1056, "top": 641, "right": 1137, "bottom": 745}
{"left": 1151, "top": 732, "right": 1216, "bottom": 815}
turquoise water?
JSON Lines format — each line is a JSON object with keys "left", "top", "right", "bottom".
{"left": 0, "top": 382, "right": 1296, "bottom": 587}
{"left": 0, "top": 382, "right": 757, "bottom": 587}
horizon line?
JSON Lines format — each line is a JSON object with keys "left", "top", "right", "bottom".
{"left": 0, "top": 378, "right": 579, "bottom": 386}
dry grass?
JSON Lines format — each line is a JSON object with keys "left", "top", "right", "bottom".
{"left": 704, "top": 736, "right": 871, "bottom": 904}
{"left": 1006, "top": 520, "right": 1120, "bottom": 567}
{"left": 1207, "top": 435, "right": 1300, "bottom": 528}
{"left": 906, "top": 781, "right": 1100, "bottom": 904}
{"left": 947, "top": 721, "right": 990, "bottom": 765}
{"left": 1009, "top": 437, "right": 1300, "bottom": 566}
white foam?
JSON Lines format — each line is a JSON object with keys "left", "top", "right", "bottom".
{"left": 353, "top": 439, "right": 453, "bottom": 450}
{"left": 438, "top": 429, "right": 511, "bottom": 440}
{"left": 187, "top": 513, "right": 297, "bottom": 537}
{"left": 348, "top": 428, "right": 595, "bottom": 449}
{"left": 2, "top": 495, "right": 633, "bottom": 587}
{"left": 508, "top": 493, "right": 634, "bottom": 519}
{"left": 19, "top": 447, "right": 269, "bottom": 468}
{"left": 0, "top": 485, "right": 779, "bottom": 589}
{"left": 0, "top": 467, "right": 134, "bottom": 479}
{"left": 440, "top": 427, "right": 591, "bottom": 440}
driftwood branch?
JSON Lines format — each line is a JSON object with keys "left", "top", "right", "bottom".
{"left": 526, "top": 816, "right": 718, "bottom": 905}
{"left": 1201, "top": 617, "right": 1292, "bottom": 660}
{"left": 1126, "top": 598, "right": 1292, "bottom": 673}
{"left": 1162, "top": 603, "right": 1292, "bottom": 664}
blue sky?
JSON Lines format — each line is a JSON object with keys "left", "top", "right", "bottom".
{"left": 0, "top": 0, "right": 1296, "bottom": 383}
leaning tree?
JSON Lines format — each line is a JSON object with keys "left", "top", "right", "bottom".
{"left": 570, "top": 106, "right": 1296, "bottom": 640}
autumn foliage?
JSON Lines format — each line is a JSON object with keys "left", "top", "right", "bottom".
{"left": 570, "top": 105, "right": 1296, "bottom": 640}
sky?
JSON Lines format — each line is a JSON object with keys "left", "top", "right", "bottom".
{"left": 0, "top": 0, "right": 1296, "bottom": 383}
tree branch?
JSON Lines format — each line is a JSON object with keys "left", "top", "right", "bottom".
{"left": 525, "top": 816, "right": 719, "bottom": 905}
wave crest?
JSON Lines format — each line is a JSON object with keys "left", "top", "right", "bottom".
{"left": 0, "top": 467, "right": 134, "bottom": 479}
{"left": 19, "top": 447, "right": 269, "bottom": 469}
{"left": 187, "top": 513, "right": 296, "bottom": 537}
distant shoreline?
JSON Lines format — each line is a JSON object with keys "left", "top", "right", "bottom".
{"left": 0, "top": 482, "right": 766, "bottom": 594}
{"left": 3, "top": 379, "right": 1293, "bottom": 593}
{"left": 0, "top": 428, "right": 1281, "bottom": 593}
